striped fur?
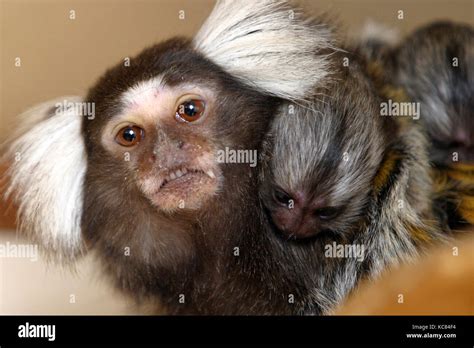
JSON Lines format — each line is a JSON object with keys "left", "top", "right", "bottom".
{"left": 356, "top": 20, "right": 474, "bottom": 231}
{"left": 304, "top": 124, "right": 449, "bottom": 314}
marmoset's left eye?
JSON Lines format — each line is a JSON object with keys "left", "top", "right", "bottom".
{"left": 175, "top": 99, "right": 206, "bottom": 123}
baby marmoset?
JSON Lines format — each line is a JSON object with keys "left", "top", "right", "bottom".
{"left": 389, "top": 22, "right": 474, "bottom": 166}
{"left": 359, "top": 21, "right": 474, "bottom": 227}
{"left": 260, "top": 58, "right": 387, "bottom": 240}
{"left": 259, "top": 20, "right": 474, "bottom": 311}
{"left": 386, "top": 22, "right": 474, "bottom": 228}
{"left": 259, "top": 48, "right": 450, "bottom": 311}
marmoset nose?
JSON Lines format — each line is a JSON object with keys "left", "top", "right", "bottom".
{"left": 151, "top": 134, "right": 193, "bottom": 169}
{"left": 271, "top": 190, "right": 326, "bottom": 239}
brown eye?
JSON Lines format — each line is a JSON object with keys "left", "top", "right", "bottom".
{"left": 175, "top": 99, "right": 205, "bottom": 123}
{"left": 115, "top": 125, "right": 144, "bottom": 147}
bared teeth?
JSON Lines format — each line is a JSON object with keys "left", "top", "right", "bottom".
{"left": 160, "top": 167, "right": 215, "bottom": 188}
{"left": 206, "top": 170, "right": 216, "bottom": 179}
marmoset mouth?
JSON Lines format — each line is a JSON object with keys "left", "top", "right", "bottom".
{"left": 145, "top": 165, "right": 219, "bottom": 212}
{"left": 159, "top": 167, "right": 215, "bottom": 190}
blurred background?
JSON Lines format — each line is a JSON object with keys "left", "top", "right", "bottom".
{"left": 0, "top": 0, "right": 473, "bottom": 314}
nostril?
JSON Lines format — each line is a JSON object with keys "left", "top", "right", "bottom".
{"left": 274, "top": 189, "right": 294, "bottom": 208}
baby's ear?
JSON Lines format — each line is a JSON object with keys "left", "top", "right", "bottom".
{"left": 194, "top": 0, "right": 335, "bottom": 102}
{"left": 2, "top": 96, "right": 87, "bottom": 261}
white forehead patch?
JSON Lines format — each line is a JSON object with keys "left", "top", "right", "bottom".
{"left": 118, "top": 75, "right": 215, "bottom": 125}
{"left": 120, "top": 75, "right": 166, "bottom": 116}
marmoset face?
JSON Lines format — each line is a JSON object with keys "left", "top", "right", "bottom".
{"left": 83, "top": 38, "right": 275, "bottom": 215}
{"left": 260, "top": 67, "right": 387, "bottom": 240}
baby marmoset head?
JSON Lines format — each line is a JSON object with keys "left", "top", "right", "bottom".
{"left": 386, "top": 22, "right": 474, "bottom": 165}
{"left": 260, "top": 58, "right": 389, "bottom": 240}
{"left": 355, "top": 20, "right": 474, "bottom": 231}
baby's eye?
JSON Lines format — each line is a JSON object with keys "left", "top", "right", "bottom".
{"left": 274, "top": 189, "right": 293, "bottom": 207}
{"left": 314, "top": 207, "right": 340, "bottom": 220}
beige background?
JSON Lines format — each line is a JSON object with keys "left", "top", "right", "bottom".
{"left": 0, "top": 0, "right": 473, "bottom": 314}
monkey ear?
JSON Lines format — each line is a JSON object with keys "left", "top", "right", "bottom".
{"left": 194, "top": 0, "right": 334, "bottom": 101}
{"left": 2, "top": 96, "right": 86, "bottom": 261}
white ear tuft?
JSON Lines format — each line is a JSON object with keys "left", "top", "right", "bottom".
{"left": 194, "top": 0, "right": 334, "bottom": 101}
{"left": 2, "top": 96, "right": 86, "bottom": 261}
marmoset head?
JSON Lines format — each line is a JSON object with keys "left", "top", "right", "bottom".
{"left": 83, "top": 38, "right": 274, "bottom": 215}
{"left": 390, "top": 21, "right": 474, "bottom": 165}
{"left": 260, "top": 63, "right": 387, "bottom": 239}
